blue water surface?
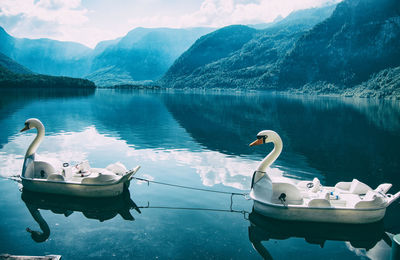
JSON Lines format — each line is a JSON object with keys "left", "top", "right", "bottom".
{"left": 0, "top": 88, "right": 399, "bottom": 259}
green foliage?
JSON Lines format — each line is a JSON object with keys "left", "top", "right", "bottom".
{"left": 160, "top": 4, "right": 337, "bottom": 89}
{"left": 0, "top": 65, "right": 95, "bottom": 89}
{"left": 279, "top": 0, "right": 400, "bottom": 88}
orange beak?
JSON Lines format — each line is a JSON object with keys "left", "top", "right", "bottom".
{"left": 249, "top": 138, "right": 263, "bottom": 147}
{"left": 20, "top": 125, "right": 29, "bottom": 132}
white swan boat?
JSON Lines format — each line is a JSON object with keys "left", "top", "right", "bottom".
{"left": 249, "top": 130, "right": 400, "bottom": 224}
{"left": 20, "top": 118, "right": 140, "bottom": 197}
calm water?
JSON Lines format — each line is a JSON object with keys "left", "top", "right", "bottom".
{"left": 0, "top": 88, "right": 399, "bottom": 259}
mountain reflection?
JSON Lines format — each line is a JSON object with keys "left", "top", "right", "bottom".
{"left": 21, "top": 187, "right": 140, "bottom": 243}
{"left": 0, "top": 88, "right": 95, "bottom": 150}
{"left": 162, "top": 92, "right": 400, "bottom": 189}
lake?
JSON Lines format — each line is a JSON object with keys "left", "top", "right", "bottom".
{"left": 0, "top": 88, "right": 399, "bottom": 259}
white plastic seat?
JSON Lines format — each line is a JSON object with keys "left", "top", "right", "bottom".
{"left": 307, "top": 191, "right": 331, "bottom": 207}
{"left": 297, "top": 178, "right": 322, "bottom": 193}
{"left": 374, "top": 183, "right": 392, "bottom": 194}
{"left": 33, "top": 161, "right": 57, "bottom": 179}
{"left": 335, "top": 179, "right": 372, "bottom": 195}
{"left": 272, "top": 182, "right": 303, "bottom": 205}
{"left": 106, "top": 162, "right": 127, "bottom": 175}
{"left": 81, "top": 172, "right": 120, "bottom": 184}
{"left": 354, "top": 191, "right": 385, "bottom": 209}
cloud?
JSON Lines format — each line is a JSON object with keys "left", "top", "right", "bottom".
{"left": 0, "top": 0, "right": 342, "bottom": 48}
{"left": 0, "top": 0, "right": 96, "bottom": 46}
{"left": 0, "top": 0, "right": 88, "bottom": 25}
{"left": 1, "top": 126, "right": 284, "bottom": 191}
{"left": 127, "top": 0, "right": 341, "bottom": 28}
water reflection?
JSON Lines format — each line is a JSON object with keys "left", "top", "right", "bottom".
{"left": 0, "top": 124, "right": 265, "bottom": 190}
{"left": 0, "top": 88, "right": 95, "bottom": 150}
{"left": 21, "top": 187, "right": 140, "bottom": 243}
{"left": 162, "top": 92, "right": 400, "bottom": 189}
{"left": 248, "top": 211, "right": 393, "bottom": 259}
{"left": 0, "top": 89, "right": 399, "bottom": 258}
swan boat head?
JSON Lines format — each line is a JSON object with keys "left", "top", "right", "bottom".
{"left": 20, "top": 118, "right": 45, "bottom": 157}
{"left": 249, "top": 130, "right": 283, "bottom": 186}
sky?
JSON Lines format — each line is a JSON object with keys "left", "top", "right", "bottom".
{"left": 0, "top": 0, "right": 340, "bottom": 48}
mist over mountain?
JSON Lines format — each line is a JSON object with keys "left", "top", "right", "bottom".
{"left": 86, "top": 27, "right": 215, "bottom": 86}
{"left": 0, "top": 51, "right": 33, "bottom": 75}
{"left": 0, "top": 27, "right": 92, "bottom": 77}
{"left": 0, "top": 26, "right": 215, "bottom": 87}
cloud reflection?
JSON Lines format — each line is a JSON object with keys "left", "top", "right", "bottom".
{"left": 0, "top": 126, "right": 287, "bottom": 191}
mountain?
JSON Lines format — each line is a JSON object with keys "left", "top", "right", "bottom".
{"left": 0, "top": 26, "right": 215, "bottom": 86}
{"left": 279, "top": 0, "right": 400, "bottom": 89}
{"left": 0, "top": 27, "right": 92, "bottom": 77}
{"left": 86, "top": 27, "right": 215, "bottom": 86}
{"left": 160, "top": 4, "right": 337, "bottom": 89}
{"left": 0, "top": 52, "right": 33, "bottom": 74}
{"left": 160, "top": 0, "right": 400, "bottom": 98}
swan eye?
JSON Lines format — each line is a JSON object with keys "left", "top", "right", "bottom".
{"left": 25, "top": 122, "right": 30, "bottom": 129}
{"left": 257, "top": 135, "right": 268, "bottom": 142}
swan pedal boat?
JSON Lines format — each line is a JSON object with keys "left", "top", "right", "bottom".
{"left": 20, "top": 118, "right": 140, "bottom": 198}
{"left": 249, "top": 130, "right": 400, "bottom": 224}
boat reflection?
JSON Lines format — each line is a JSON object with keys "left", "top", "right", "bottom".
{"left": 21, "top": 187, "right": 140, "bottom": 243}
{"left": 248, "top": 211, "right": 392, "bottom": 259}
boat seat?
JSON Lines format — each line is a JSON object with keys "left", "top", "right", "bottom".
{"left": 106, "top": 162, "right": 127, "bottom": 175}
{"left": 272, "top": 182, "right": 303, "bottom": 205}
{"left": 334, "top": 179, "right": 372, "bottom": 195}
{"left": 33, "top": 161, "right": 57, "bottom": 179}
{"left": 297, "top": 178, "right": 322, "bottom": 193}
{"left": 81, "top": 172, "right": 120, "bottom": 184}
{"left": 47, "top": 173, "right": 65, "bottom": 182}
{"left": 307, "top": 192, "right": 331, "bottom": 208}
{"left": 354, "top": 191, "right": 385, "bottom": 209}
{"left": 374, "top": 183, "right": 392, "bottom": 194}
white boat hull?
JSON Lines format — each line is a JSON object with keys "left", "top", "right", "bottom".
{"left": 21, "top": 166, "right": 140, "bottom": 198}
{"left": 22, "top": 178, "right": 126, "bottom": 197}
{"left": 252, "top": 200, "right": 387, "bottom": 224}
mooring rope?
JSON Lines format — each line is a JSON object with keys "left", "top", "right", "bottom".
{"left": 137, "top": 203, "right": 249, "bottom": 220}
{"left": 132, "top": 176, "right": 251, "bottom": 217}
{"left": 132, "top": 176, "right": 249, "bottom": 197}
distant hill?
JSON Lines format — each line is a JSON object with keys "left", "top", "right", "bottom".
{"left": 86, "top": 27, "right": 215, "bottom": 86}
{"left": 0, "top": 27, "right": 92, "bottom": 77}
{"left": 160, "top": 0, "right": 400, "bottom": 98}
{"left": 0, "top": 51, "right": 33, "bottom": 74}
{"left": 0, "top": 64, "right": 95, "bottom": 89}
{"left": 160, "top": 4, "right": 337, "bottom": 89}
{"left": 0, "top": 26, "right": 214, "bottom": 86}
